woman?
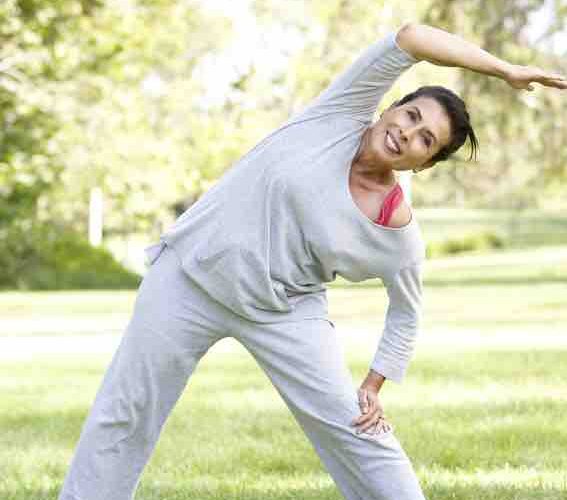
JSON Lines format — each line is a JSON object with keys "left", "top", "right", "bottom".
{"left": 58, "top": 23, "right": 566, "bottom": 500}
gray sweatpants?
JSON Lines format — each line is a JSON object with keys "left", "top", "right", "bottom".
{"left": 58, "top": 243, "right": 426, "bottom": 500}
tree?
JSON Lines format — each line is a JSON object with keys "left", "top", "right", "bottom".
{"left": 421, "top": 0, "right": 567, "bottom": 208}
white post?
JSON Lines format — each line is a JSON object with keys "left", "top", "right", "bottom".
{"left": 398, "top": 171, "right": 413, "bottom": 206}
{"left": 89, "top": 187, "right": 103, "bottom": 247}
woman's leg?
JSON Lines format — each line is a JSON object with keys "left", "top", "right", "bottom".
{"left": 58, "top": 245, "right": 227, "bottom": 500}
{"left": 236, "top": 318, "right": 426, "bottom": 500}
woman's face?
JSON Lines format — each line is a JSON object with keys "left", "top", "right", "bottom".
{"left": 366, "top": 96, "right": 452, "bottom": 172}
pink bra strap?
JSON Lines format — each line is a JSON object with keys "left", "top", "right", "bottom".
{"left": 375, "top": 183, "right": 404, "bottom": 226}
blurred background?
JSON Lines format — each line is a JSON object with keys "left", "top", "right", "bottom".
{"left": 1, "top": 0, "right": 566, "bottom": 286}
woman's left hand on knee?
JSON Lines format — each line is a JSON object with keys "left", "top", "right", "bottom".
{"left": 351, "top": 387, "right": 393, "bottom": 435}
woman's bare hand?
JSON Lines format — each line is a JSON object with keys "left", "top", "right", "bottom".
{"left": 351, "top": 387, "right": 393, "bottom": 435}
{"left": 503, "top": 64, "right": 567, "bottom": 91}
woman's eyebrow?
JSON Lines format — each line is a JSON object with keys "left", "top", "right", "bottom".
{"left": 412, "top": 105, "right": 438, "bottom": 145}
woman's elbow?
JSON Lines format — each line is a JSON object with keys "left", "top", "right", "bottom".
{"left": 395, "top": 22, "right": 423, "bottom": 59}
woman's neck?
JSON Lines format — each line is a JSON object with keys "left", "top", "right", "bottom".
{"left": 352, "top": 161, "right": 397, "bottom": 188}
{"left": 352, "top": 127, "right": 397, "bottom": 186}
{"left": 352, "top": 128, "right": 396, "bottom": 187}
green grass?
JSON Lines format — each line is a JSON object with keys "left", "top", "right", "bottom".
{"left": 331, "top": 245, "right": 567, "bottom": 331}
{"left": 415, "top": 208, "right": 567, "bottom": 248}
{"left": 1, "top": 245, "right": 566, "bottom": 499}
{"left": 1, "top": 347, "right": 566, "bottom": 499}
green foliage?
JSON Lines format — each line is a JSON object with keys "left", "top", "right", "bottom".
{"left": 421, "top": 0, "right": 567, "bottom": 209}
{"left": 0, "top": 0, "right": 104, "bottom": 223}
{"left": 426, "top": 231, "right": 506, "bottom": 259}
{"left": 0, "top": 222, "right": 141, "bottom": 290}
{"left": 2, "top": 0, "right": 567, "bottom": 282}
{"left": 40, "top": 1, "right": 232, "bottom": 239}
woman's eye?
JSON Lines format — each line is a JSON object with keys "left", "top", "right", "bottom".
{"left": 407, "top": 110, "right": 416, "bottom": 121}
{"left": 423, "top": 136, "right": 431, "bottom": 147}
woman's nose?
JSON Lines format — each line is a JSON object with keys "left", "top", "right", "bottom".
{"left": 400, "top": 125, "right": 419, "bottom": 143}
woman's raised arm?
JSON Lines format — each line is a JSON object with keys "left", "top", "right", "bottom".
{"left": 396, "top": 23, "right": 567, "bottom": 91}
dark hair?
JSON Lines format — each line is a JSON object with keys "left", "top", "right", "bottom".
{"left": 395, "top": 85, "right": 478, "bottom": 164}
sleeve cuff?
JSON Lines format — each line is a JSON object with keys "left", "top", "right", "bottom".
{"left": 370, "top": 358, "right": 406, "bottom": 385}
{"left": 391, "top": 29, "right": 420, "bottom": 65}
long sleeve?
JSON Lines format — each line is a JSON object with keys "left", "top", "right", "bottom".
{"left": 371, "top": 262, "right": 423, "bottom": 384}
{"left": 298, "top": 29, "right": 419, "bottom": 124}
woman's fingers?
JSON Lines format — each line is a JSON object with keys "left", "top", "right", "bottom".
{"left": 357, "top": 388, "right": 369, "bottom": 414}
{"left": 353, "top": 406, "right": 380, "bottom": 426}
{"left": 541, "top": 71, "right": 566, "bottom": 81}
{"left": 547, "top": 78, "right": 567, "bottom": 89}
{"left": 358, "top": 414, "right": 392, "bottom": 435}
{"left": 377, "top": 418, "right": 393, "bottom": 434}
{"left": 536, "top": 80, "right": 567, "bottom": 90}
{"left": 356, "top": 413, "right": 382, "bottom": 434}
{"left": 354, "top": 391, "right": 379, "bottom": 424}
{"left": 352, "top": 407, "right": 388, "bottom": 434}
{"left": 374, "top": 416, "right": 394, "bottom": 434}
{"left": 373, "top": 420, "right": 387, "bottom": 435}
{"left": 352, "top": 404, "right": 378, "bottom": 424}
{"left": 353, "top": 387, "right": 392, "bottom": 434}
{"left": 537, "top": 71, "right": 567, "bottom": 88}
{"left": 506, "top": 65, "right": 567, "bottom": 90}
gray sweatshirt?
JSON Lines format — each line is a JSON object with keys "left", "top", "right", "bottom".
{"left": 152, "top": 29, "right": 424, "bottom": 383}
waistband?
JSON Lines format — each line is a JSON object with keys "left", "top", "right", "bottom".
{"left": 143, "top": 239, "right": 331, "bottom": 325}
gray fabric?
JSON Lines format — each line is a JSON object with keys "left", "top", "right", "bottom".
{"left": 59, "top": 243, "right": 426, "bottom": 500}
{"left": 157, "top": 30, "right": 424, "bottom": 383}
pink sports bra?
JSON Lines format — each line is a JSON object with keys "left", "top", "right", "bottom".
{"left": 374, "top": 183, "right": 404, "bottom": 226}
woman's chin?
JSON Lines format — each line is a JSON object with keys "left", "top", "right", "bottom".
{"left": 391, "top": 165, "right": 410, "bottom": 172}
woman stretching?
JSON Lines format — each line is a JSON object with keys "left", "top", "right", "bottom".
{"left": 59, "top": 23, "right": 566, "bottom": 500}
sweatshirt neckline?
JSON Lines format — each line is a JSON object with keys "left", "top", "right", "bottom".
{"left": 345, "top": 160, "right": 415, "bottom": 233}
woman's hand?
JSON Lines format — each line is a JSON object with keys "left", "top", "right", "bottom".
{"left": 351, "top": 386, "right": 393, "bottom": 435}
{"left": 503, "top": 64, "right": 567, "bottom": 91}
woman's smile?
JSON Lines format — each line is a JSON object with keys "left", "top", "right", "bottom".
{"left": 384, "top": 130, "right": 401, "bottom": 155}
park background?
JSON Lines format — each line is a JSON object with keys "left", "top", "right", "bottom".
{"left": 1, "top": 0, "right": 566, "bottom": 499}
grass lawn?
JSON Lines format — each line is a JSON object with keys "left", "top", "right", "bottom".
{"left": 1, "top": 245, "right": 566, "bottom": 499}
{"left": 416, "top": 208, "right": 567, "bottom": 248}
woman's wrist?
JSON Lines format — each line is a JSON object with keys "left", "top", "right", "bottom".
{"left": 492, "top": 60, "right": 516, "bottom": 82}
{"left": 361, "top": 370, "right": 386, "bottom": 393}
